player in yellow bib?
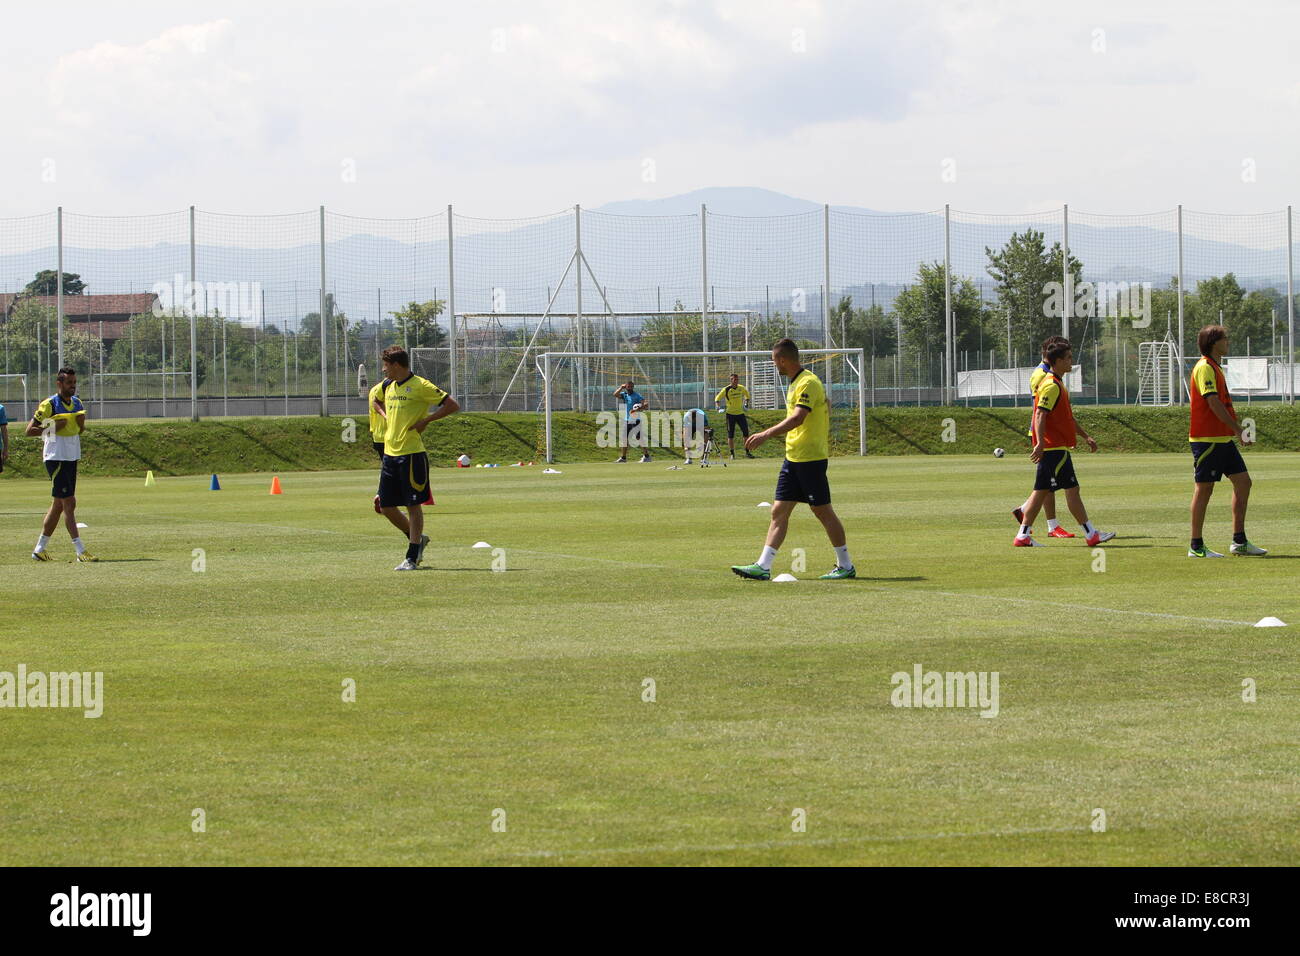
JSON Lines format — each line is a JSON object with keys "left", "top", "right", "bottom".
{"left": 1010, "top": 336, "right": 1073, "bottom": 537}
{"left": 731, "top": 339, "right": 853, "bottom": 580}
{"left": 373, "top": 346, "right": 460, "bottom": 570}
{"left": 714, "top": 373, "right": 755, "bottom": 459}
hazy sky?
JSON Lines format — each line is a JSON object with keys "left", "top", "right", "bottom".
{"left": 3, "top": 0, "right": 1297, "bottom": 217}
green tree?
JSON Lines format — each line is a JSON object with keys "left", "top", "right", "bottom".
{"left": 892, "top": 263, "right": 988, "bottom": 356}
{"left": 1191, "top": 274, "right": 1274, "bottom": 350}
{"left": 833, "top": 296, "right": 897, "bottom": 358}
{"left": 389, "top": 300, "right": 447, "bottom": 349}
{"left": 985, "top": 229, "right": 1083, "bottom": 353}
{"left": 24, "top": 270, "right": 87, "bottom": 296}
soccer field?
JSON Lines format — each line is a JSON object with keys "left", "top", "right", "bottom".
{"left": 2, "top": 453, "right": 1297, "bottom": 866}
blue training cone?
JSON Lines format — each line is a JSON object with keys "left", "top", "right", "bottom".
{"left": 210, "top": 474, "right": 221, "bottom": 491}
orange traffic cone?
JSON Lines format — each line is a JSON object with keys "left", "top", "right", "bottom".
{"left": 270, "top": 476, "right": 283, "bottom": 495}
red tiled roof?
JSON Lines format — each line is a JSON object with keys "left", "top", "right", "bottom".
{"left": 0, "top": 292, "right": 158, "bottom": 317}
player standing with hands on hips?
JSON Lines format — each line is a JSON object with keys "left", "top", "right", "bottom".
{"left": 731, "top": 339, "right": 854, "bottom": 580}
{"left": 374, "top": 346, "right": 459, "bottom": 571}
{"left": 28, "top": 367, "right": 96, "bottom": 562}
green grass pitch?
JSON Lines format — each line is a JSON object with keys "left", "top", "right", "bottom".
{"left": 1, "top": 452, "right": 1297, "bottom": 865}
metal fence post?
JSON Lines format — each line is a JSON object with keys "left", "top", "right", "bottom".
{"left": 700, "top": 203, "right": 709, "bottom": 400}
{"left": 447, "top": 204, "right": 457, "bottom": 407}
{"left": 943, "top": 203, "right": 953, "bottom": 405}
{"left": 189, "top": 205, "right": 198, "bottom": 420}
{"left": 1062, "top": 203, "right": 1071, "bottom": 340}
{"left": 319, "top": 205, "right": 328, "bottom": 416}
{"left": 1284, "top": 203, "right": 1295, "bottom": 404}
{"left": 1176, "top": 203, "right": 1185, "bottom": 404}
{"left": 56, "top": 207, "right": 64, "bottom": 372}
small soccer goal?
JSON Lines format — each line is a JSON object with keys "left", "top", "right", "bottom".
{"left": 535, "top": 348, "right": 866, "bottom": 463}
{"left": 1136, "top": 338, "right": 1180, "bottom": 406}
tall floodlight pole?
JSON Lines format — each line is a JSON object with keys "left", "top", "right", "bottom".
{"left": 1288, "top": 204, "right": 1295, "bottom": 405}
{"left": 447, "top": 205, "right": 457, "bottom": 408}
{"left": 943, "top": 204, "right": 953, "bottom": 405}
{"left": 319, "top": 205, "right": 328, "bottom": 416}
{"left": 189, "top": 205, "right": 199, "bottom": 420}
{"left": 56, "top": 207, "right": 64, "bottom": 371}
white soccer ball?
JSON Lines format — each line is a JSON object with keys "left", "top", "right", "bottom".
{"left": 457, "top": 454, "right": 471, "bottom": 467}
{"left": 993, "top": 447, "right": 1005, "bottom": 458}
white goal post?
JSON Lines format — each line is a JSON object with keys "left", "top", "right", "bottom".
{"left": 0, "top": 374, "right": 29, "bottom": 420}
{"left": 535, "top": 348, "right": 866, "bottom": 463}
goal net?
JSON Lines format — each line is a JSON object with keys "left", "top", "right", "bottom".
{"left": 535, "top": 348, "right": 866, "bottom": 463}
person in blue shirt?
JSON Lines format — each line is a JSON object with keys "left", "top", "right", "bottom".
{"left": 0, "top": 401, "right": 9, "bottom": 473}
{"left": 613, "top": 380, "right": 650, "bottom": 463}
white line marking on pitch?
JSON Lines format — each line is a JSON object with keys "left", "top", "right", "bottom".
{"left": 504, "top": 824, "right": 1084, "bottom": 860}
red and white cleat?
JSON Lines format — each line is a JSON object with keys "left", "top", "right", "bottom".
{"left": 1048, "top": 527, "right": 1076, "bottom": 538}
{"left": 1013, "top": 536, "right": 1044, "bottom": 547}
{"left": 1085, "top": 530, "right": 1116, "bottom": 547}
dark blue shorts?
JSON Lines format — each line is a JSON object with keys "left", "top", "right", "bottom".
{"left": 1033, "top": 449, "right": 1078, "bottom": 491}
{"left": 726, "top": 413, "right": 749, "bottom": 439}
{"left": 378, "top": 452, "right": 432, "bottom": 508}
{"left": 1191, "top": 441, "right": 1247, "bottom": 483}
{"left": 775, "top": 458, "right": 831, "bottom": 506}
{"left": 46, "top": 459, "right": 78, "bottom": 499}
{"left": 373, "top": 441, "right": 385, "bottom": 459}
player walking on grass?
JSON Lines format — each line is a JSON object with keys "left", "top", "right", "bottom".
{"left": 28, "top": 367, "right": 96, "bottom": 562}
{"left": 1013, "top": 339, "right": 1114, "bottom": 548}
{"left": 1187, "top": 325, "right": 1265, "bottom": 558}
{"left": 731, "top": 339, "right": 854, "bottom": 580}
{"left": 1011, "top": 336, "right": 1073, "bottom": 538}
{"left": 715, "top": 373, "right": 755, "bottom": 459}
{"left": 375, "top": 347, "right": 459, "bottom": 571}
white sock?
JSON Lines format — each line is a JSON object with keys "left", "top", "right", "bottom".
{"left": 757, "top": 546, "right": 778, "bottom": 571}
{"left": 35, "top": 534, "right": 50, "bottom": 553}
{"left": 834, "top": 545, "right": 852, "bottom": 570}
{"left": 72, "top": 537, "right": 86, "bottom": 555}
{"left": 1017, "top": 525, "right": 1032, "bottom": 539}
{"left": 1082, "top": 520, "right": 1096, "bottom": 535}
{"left": 1046, "top": 518, "right": 1060, "bottom": 531}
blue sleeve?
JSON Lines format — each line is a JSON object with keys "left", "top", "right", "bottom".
{"left": 0, "top": 405, "right": 8, "bottom": 426}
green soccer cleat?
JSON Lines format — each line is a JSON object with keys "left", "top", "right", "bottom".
{"left": 730, "top": 563, "right": 770, "bottom": 580}
{"left": 819, "top": 565, "right": 856, "bottom": 580}
{"left": 1229, "top": 540, "right": 1268, "bottom": 556}
{"left": 1187, "top": 546, "right": 1224, "bottom": 558}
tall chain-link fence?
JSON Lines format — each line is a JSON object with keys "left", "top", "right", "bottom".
{"left": 0, "top": 203, "right": 1294, "bottom": 419}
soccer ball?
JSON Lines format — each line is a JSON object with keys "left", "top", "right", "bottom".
{"left": 631, "top": 402, "right": 647, "bottom": 413}
{"left": 456, "top": 454, "right": 471, "bottom": 467}
{"left": 993, "top": 447, "right": 1005, "bottom": 458}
